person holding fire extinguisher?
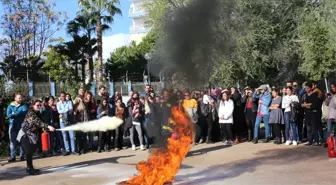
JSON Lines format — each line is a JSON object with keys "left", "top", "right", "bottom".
{"left": 16, "top": 99, "right": 55, "bottom": 175}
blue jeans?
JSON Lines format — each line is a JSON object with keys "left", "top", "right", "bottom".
{"left": 60, "top": 122, "right": 75, "bottom": 153}
{"left": 326, "top": 119, "right": 336, "bottom": 142}
{"left": 142, "top": 117, "right": 149, "bottom": 145}
{"left": 284, "top": 112, "right": 297, "bottom": 141}
{"left": 254, "top": 115, "right": 270, "bottom": 139}
{"left": 8, "top": 125, "right": 24, "bottom": 158}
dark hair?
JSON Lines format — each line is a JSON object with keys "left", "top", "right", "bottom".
{"left": 60, "top": 91, "right": 66, "bottom": 96}
{"left": 100, "top": 98, "right": 108, "bottom": 105}
{"left": 331, "top": 83, "right": 336, "bottom": 87}
{"left": 66, "top": 93, "right": 72, "bottom": 100}
{"left": 99, "top": 85, "right": 106, "bottom": 90}
{"left": 48, "top": 96, "right": 55, "bottom": 101}
{"left": 31, "top": 99, "right": 42, "bottom": 105}
{"left": 286, "top": 86, "right": 293, "bottom": 92}
{"left": 221, "top": 91, "right": 230, "bottom": 100}
{"left": 272, "top": 88, "right": 279, "bottom": 94}
{"left": 305, "top": 82, "right": 313, "bottom": 88}
{"left": 132, "top": 91, "right": 140, "bottom": 100}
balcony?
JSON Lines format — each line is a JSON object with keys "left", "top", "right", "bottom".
{"left": 130, "top": 25, "right": 151, "bottom": 34}
{"left": 129, "top": 2, "right": 147, "bottom": 18}
{"left": 129, "top": 10, "right": 147, "bottom": 18}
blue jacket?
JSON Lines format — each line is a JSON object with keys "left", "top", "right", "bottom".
{"left": 6, "top": 102, "right": 28, "bottom": 129}
{"left": 253, "top": 92, "right": 272, "bottom": 116}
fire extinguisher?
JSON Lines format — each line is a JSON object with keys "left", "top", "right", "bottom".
{"left": 41, "top": 131, "right": 50, "bottom": 152}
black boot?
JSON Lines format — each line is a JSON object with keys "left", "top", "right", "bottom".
{"left": 264, "top": 137, "right": 271, "bottom": 143}
{"left": 252, "top": 138, "right": 258, "bottom": 144}
{"left": 274, "top": 138, "right": 281, "bottom": 145}
{"left": 206, "top": 137, "right": 214, "bottom": 144}
{"left": 248, "top": 130, "right": 252, "bottom": 142}
{"left": 27, "top": 167, "right": 40, "bottom": 175}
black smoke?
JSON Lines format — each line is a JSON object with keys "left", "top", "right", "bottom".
{"left": 151, "top": 0, "right": 221, "bottom": 87}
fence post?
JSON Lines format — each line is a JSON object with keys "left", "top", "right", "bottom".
{"left": 91, "top": 82, "right": 96, "bottom": 96}
{"left": 50, "top": 82, "right": 56, "bottom": 97}
{"left": 28, "top": 82, "right": 34, "bottom": 97}
{"left": 128, "top": 81, "right": 132, "bottom": 92}
{"left": 109, "top": 81, "right": 114, "bottom": 96}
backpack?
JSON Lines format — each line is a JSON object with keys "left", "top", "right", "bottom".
{"left": 290, "top": 102, "right": 300, "bottom": 123}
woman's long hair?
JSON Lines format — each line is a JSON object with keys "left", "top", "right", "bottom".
{"left": 99, "top": 98, "right": 109, "bottom": 112}
{"left": 84, "top": 91, "right": 94, "bottom": 103}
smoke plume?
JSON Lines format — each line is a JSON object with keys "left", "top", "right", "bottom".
{"left": 152, "top": 0, "right": 221, "bottom": 87}
{"left": 56, "top": 116, "right": 123, "bottom": 132}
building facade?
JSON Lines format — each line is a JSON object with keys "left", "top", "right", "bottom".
{"left": 129, "top": 0, "right": 151, "bottom": 43}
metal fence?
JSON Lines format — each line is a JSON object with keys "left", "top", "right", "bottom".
{"left": 0, "top": 81, "right": 165, "bottom": 98}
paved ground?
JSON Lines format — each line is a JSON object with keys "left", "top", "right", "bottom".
{"left": 0, "top": 142, "right": 336, "bottom": 185}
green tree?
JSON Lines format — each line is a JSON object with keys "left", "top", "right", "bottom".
{"left": 298, "top": 0, "right": 336, "bottom": 80}
{"left": 78, "top": 0, "right": 122, "bottom": 86}
{"left": 106, "top": 32, "right": 156, "bottom": 81}
{"left": 42, "top": 48, "right": 74, "bottom": 82}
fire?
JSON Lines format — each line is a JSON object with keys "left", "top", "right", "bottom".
{"left": 121, "top": 106, "right": 193, "bottom": 185}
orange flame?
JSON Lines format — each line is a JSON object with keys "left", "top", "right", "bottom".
{"left": 123, "top": 106, "right": 193, "bottom": 185}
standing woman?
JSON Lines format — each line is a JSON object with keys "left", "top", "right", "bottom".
{"left": 129, "top": 99, "right": 145, "bottom": 151}
{"left": 17, "top": 99, "right": 55, "bottom": 175}
{"left": 282, "top": 86, "right": 300, "bottom": 146}
{"left": 218, "top": 92, "right": 234, "bottom": 145}
{"left": 97, "top": 98, "right": 109, "bottom": 152}
{"left": 84, "top": 91, "right": 97, "bottom": 151}
{"left": 114, "top": 98, "right": 126, "bottom": 151}
{"left": 244, "top": 88, "right": 258, "bottom": 142}
{"left": 268, "top": 88, "right": 285, "bottom": 144}
{"left": 73, "top": 87, "right": 88, "bottom": 155}
{"left": 230, "top": 87, "right": 246, "bottom": 144}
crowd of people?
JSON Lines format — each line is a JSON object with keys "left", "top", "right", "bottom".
{"left": 1, "top": 80, "right": 336, "bottom": 175}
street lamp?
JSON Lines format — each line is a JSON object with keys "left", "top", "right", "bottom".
{"left": 144, "top": 52, "right": 152, "bottom": 84}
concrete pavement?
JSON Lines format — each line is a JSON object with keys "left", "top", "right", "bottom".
{"left": 0, "top": 142, "right": 335, "bottom": 185}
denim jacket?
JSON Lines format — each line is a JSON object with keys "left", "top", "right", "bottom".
{"left": 253, "top": 92, "right": 272, "bottom": 116}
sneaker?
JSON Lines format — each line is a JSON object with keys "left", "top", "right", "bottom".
{"left": 132, "top": 145, "right": 136, "bottom": 151}
{"left": 285, "top": 140, "right": 291, "bottom": 146}
{"left": 292, "top": 141, "right": 298, "bottom": 146}
{"left": 140, "top": 145, "right": 146, "bottom": 151}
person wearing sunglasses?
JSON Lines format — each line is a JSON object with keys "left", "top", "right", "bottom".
{"left": 182, "top": 90, "right": 198, "bottom": 145}
{"left": 17, "top": 99, "right": 55, "bottom": 175}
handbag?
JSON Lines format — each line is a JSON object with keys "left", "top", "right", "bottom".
{"left": 327, "top": 134, "right": 336, "bottom": 158}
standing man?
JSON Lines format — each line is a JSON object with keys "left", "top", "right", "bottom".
{"left": 57, "top": 92, "right": 75, "bottom": 156}
{"left": 7, "top": 93, "right": 28, "bottom": 162}
{"left": 252, "top": 85, "right": 272, "bottom": 144}
{"left": 303, "top": 82, "right": 320, "bottom": 146}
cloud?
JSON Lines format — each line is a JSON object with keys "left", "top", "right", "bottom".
{"left": 102, "top": 33, "right": 130, "bottom": 60}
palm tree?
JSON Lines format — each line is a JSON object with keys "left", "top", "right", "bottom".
{"left": 67, "top": 13, "right": 109, "bottom": 84}
{"left": 78, "top": 0, "right": 122, "bottom": 86}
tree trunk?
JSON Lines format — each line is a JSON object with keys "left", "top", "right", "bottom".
{"left": 81, "top": 62, "right": 86, "bottom": 86}
{"left": 96, "top": 15, "right": 103, "bottom": 86}
{"left": 88, "top": 34, "right": 94, "bottom": 84}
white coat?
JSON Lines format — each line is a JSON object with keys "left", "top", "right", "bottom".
{"left": 218, "top": 99, "right": 234, "bottom": 124}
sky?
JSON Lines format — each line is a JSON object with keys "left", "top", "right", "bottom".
{"left": 0, "top": 0, "right": 133, "bottom": 59}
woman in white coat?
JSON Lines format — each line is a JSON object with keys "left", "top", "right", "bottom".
{"left": 218, "top": 91, "right": 234, "bottom": 145}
